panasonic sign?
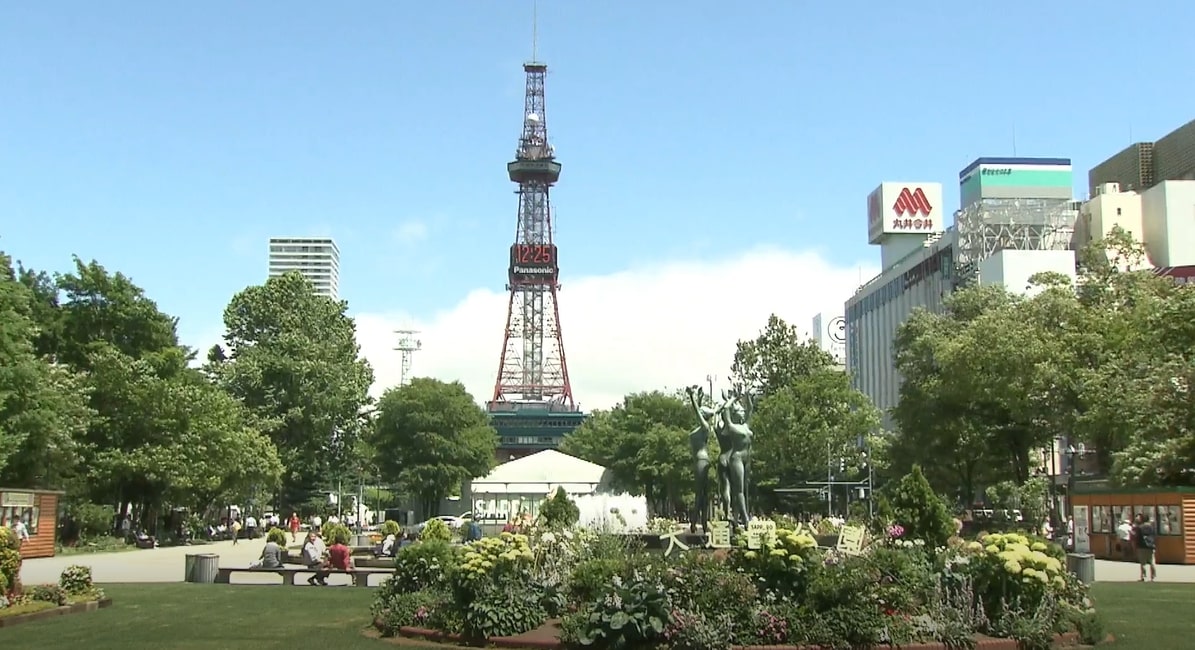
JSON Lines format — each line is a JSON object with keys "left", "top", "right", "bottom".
{"left": 513, "top": 266, "right": 554, "bottom": 275}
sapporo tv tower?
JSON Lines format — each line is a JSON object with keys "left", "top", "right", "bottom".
{"left": 487, "top": 26, "right": 585, "bottom": 462}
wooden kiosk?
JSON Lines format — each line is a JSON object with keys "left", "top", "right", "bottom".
{"left": 0, "top": 488, "right": 64, "bottom": 559}
{"left": 1070, "top": 483, "right": 1194, "bottom": 565}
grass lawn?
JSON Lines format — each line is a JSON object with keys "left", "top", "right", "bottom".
{"left": 0, "top": 581, "right": 1188, "bottom": 649}
{"left": 1089, "top": 582, "right": 1194, "bottom": 647}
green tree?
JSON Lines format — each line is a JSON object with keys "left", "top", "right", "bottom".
{"left": 884, "top": 465, "right": 954, "bottom": 547}
{"left": 730, "top": 315, "right": 879, "bottom": 510}
{"left": 373, "top": 378, "right": 496, "bottom": 518}
{"left": 731, "top": 314, "right": 836, "bottom": 396}
{"left": 211, "top": 272, "right": 374, "bottom": 503}
{"left": 560, "top": 390, "right": 692, "bottom": 515}
{"left": 0, "top": 253, "right": 93, "bottom": 486}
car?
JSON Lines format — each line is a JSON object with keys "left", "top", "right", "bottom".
{"left": 411, "top": 513, "right": 472, "bottom": 532}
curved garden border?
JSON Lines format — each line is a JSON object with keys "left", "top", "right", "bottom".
{"left": 388, "top": 622, "right": 1083, "bottom": 650}
{"left": 0, "top": 597, "right": 113, "bottom": 629}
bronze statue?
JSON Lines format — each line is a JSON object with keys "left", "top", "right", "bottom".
{"left": 687, "top": 384, "right": 756, "bottom": 530}
{"left": 685, "top": 385, "right": 718, "bottom": 533}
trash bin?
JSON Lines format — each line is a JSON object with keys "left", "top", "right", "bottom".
{"left": 185, "top": 553, "right": 220, "bottom": 584}
{"left": 352, "top": 533, "right": 372, "bottom": 547}
{"left": 1066, "top": 553, "right": 1095, "bottom": 584}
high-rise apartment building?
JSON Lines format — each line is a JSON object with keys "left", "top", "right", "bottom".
{"left": 267, "top": 237, "right": 340, "bottom": 300}
{"left": 1088, "top": 118, "right": 1195, "bottom": 198}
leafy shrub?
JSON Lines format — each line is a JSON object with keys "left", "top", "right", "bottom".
{"left": 321, "top": 522, "right": 351, "bottom": 545}
{"left": 379, "top": 520, "right": 401, "bottom": 537}
{"left": 539, "top": 488, "right": 580, "bottom": 529}
{"left": 266, "top": 528, "right": 288, "bottom": 546}
{"left": 455, "top": 532, "right": 534, "bottom": 587}
{"left": 1071, "top": 608, "right": 1106, "bottom": 645}
{"left": 0, "top": 527, "right": 21, "bottom": 596}
{"left": 663, "top": 608, "right": 734, "bottom": 650}
{"left": 663, "top": 553, "right": 757, "bottom": 639}
{"left": 58, "top": 565, "right": 93, "bottom": 595}
{"left": 419, "top": 518, "right": 453, "bottom": 543}
{"left": 886, "top": 465, "right": 955, "bottom": 548}
{"left": 60, "top": 502, "right": 116, "bottom": 543}
{"left": 727, "top": 526, "right": 820, "bottom": 597}
{"left": 859, "top": 545, "right": 936, "bottom": 614}
{"left": 462, "top": 584, "right": 546, "bottom": 639}
{"left": 391, "top": 540, "right": 459, "bottom": 594}
{"left": 0, "top": 594, "right": 8, "bottom": 610}
{"left": 571, "top": 576, "right": 670, "bottom": 649}
{"left": 967, "top": 532, "right": 1066, "bottom": 617}
{"left": 568, "top": 558, "right": 623, "bottom": 603}
{"left": 372, "top": 589, "right": 444, "bottom": 636}
{"left": 28, "top": 584, "right": 68, "bottom": 606}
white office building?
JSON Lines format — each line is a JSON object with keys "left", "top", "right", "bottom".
{"left": 267, "top": 237, "right": 340, "bottom": 300}
{"left": 1076, "top": 180, "right": 1195, "bottom": 270}
{"left": 811, "top": 312, "right": 846, "bottom": 368}
{"left": 846, "top": 159, "right": 1080, "bottom": 430}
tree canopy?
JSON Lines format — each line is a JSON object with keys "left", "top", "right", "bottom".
{"left": 890, "top": 229, "right": 1195, "bottom": 500}
{"left": 373, "top": 378, "right": 497, "bottom": 519}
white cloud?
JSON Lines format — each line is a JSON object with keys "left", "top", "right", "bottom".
{"left": 392, "top": 220, "right": 429, "bottom": 246}
{"left": 354, "top": 246, "right": 876, "bottom": 411}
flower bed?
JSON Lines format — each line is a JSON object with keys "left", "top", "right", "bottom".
{"left": 370, "top": 521, "right": 1103, "bottom": 650}
{"left": 0, "top": 562, "right": 111, "bottom": 628}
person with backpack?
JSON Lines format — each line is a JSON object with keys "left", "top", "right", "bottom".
{"left": 1132, "top": 513, "right": 1157, "bottom": 582}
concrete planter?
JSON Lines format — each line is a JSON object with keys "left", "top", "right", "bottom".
{"left": 0, "top": 597, "right": 112, "bottom": 629}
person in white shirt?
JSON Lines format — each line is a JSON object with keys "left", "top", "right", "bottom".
{"left": 12, "top": 519, "right": 30, "bottom": 546}
{"left": 301, "top": 532, "right": 329, "bottom": 586}
{"left": 245, "top": 515, "right": 258, "bottom": 539}
{"left": 327, "top": 514, "right": 340, "bottom": 526}
{"left": 311, "top": 514, "right": 323, "bottom": 534}
{"left": 1117, "top": 519, "right": 1134, "bottom": 560}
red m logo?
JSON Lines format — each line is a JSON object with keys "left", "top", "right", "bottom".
{"left": 892, "top": 188, "right": 933, "bottom": 216}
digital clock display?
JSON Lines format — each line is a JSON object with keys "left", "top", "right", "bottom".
{"left": 508, "top": 244, "right": 558, "bottom": 283}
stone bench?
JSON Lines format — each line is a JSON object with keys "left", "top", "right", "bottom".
{"left": 215, "top": 566, "right": 393, "bottom": 587}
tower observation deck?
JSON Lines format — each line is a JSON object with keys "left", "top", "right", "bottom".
{"left": 487, "top": 59, "right": 585, "bottom": 461}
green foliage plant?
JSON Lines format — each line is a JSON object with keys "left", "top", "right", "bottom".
{"left": 265, "top": 528, "right": 287, "bottom": 546}
{"left": 321, "top": 522, "right": 351, "bottom": 546}
{"left": 379, "top": 519, "right": 401, "bottom": 537}
{"left": 391, "top": 540, "right": 459, "bottom": 594}
{"left": 0, "top": 528, "right": 21, "bottom": 596}
{"left": 538, "top": 488, "right": 580, "bottom": 528}
{"left": 662, "top": 609, "right": 735, "bottom": 650}
{"left": 58, "top": 565, "right": 93, "bottom": 595}
{"left": 727, "top": 525, "right": 820, "bottom": 597}
{"left": 28, "top": 584, "right": 68, "bottom": 606}
{"left": 572, "top": 575, "right": 670, "bottom": 649}
{"left": 419, "top": 518, "right": 452, "bottom": 543}
{"left": 887, "top": 465, "right": 955, "bottom": 548}
{"left": 371, "top": 589, "right": 445, "bottom": 636}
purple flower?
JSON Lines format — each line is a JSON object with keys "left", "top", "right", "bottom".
{"left": 887, "top": 524, "right": 905, "bottom": 539}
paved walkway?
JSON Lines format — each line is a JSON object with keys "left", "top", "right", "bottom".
{"left": 20, "top": 538, "right": 361, "bottom": 587}
{"left": 19, "top": 543, "right": 1195, "bottom": 586}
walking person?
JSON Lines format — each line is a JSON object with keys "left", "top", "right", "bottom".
{"left": 289, "top": 512, "right": 301, "bottom": 543}
{"left": 1132, "top": 513, "right": 1158, "bottom": 582}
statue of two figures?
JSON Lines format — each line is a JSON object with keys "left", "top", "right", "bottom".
{"left": 685, "top": 384, "right": 755, "bottom": 533}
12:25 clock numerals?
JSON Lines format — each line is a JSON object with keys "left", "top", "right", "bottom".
{"left": 512, "top": 244, "right": 556, "bottom": 265}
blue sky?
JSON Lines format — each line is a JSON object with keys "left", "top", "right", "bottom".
{"left": 3, "top": 1, "right": 1193, "bottom": 407}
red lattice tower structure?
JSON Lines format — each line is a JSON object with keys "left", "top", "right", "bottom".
{"left": 489, "top": 59, "right": 575, "bottom": 412}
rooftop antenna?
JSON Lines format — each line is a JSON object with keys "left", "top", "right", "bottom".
{"left": 394, "top": 329, "right": 422, "bottom": 387}
{"left": 531, "top": 0, "right": 539, "bottom": 62}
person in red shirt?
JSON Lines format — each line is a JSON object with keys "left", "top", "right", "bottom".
{"left": 288, "top": 512, "right": 301, "bottom": 543}
{"left": 327, "top": 538, "right": 354, "bottom": 572}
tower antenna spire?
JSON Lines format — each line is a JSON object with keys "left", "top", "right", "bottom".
{"left": 531, "top": 0, "right": 539, "bottom": 62}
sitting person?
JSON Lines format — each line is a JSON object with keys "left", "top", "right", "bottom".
{"left": 375, "top": 532, "right": 397, "bottom": 558}
{"left": 327, "top": 536, "right": 355, "bottom": 572}
{"left": 252, "top": 531, "right": 286, "bottom": 569}
{"left": 301, "top": 532, "right": 329, "bottom": 586}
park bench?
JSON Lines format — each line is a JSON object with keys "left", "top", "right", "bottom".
{"left": 214, "top": 566, "right": 393, "bottom": 587}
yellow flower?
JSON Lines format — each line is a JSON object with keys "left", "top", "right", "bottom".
{"left": 744, "top": 551, "right": 757, "bottom": 560}
{"left": 1031, "top": 542, "right": 1047, "bottom": 552}
{"left": 985, "top": 544, "right": 999, "bottom": 554}
{"left": 1052, "top": 576, "right": 1065, "bottom": 588}
{"left": 769, "top": 548, "right": 788, "bottom": 558}
{"left": 966, "top": 541, "right": 983, "bottom": 552}
{"left": 1004, "top": 559, "right": 1023, "bottom": 574}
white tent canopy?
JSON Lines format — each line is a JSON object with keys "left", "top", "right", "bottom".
{"left": 470, "top": 449, "right": 609, "bottom": 495}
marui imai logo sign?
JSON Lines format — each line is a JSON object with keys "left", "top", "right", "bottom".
{"left": 867, "top": 182, "right": 942, "bottom": 243}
